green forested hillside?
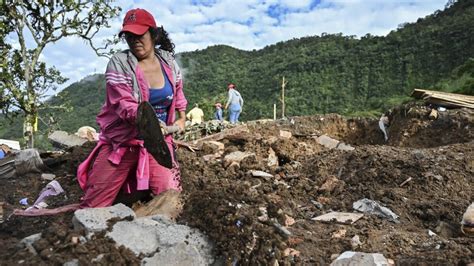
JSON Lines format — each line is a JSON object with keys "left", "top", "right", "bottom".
{"left": 1, "top": 0, "right": 473, "bottom": 139}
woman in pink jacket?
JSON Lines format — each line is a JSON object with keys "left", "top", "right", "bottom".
{"left": 76, "top": 8, "right": 187, "bottom": 208}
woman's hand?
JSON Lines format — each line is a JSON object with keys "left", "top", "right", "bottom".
{"left": 174, "top": 110, "right": 186, "bottom": 132}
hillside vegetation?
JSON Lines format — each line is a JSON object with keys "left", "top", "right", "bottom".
{"left": 1, "top": 0, "right": 473, "bottom": 140}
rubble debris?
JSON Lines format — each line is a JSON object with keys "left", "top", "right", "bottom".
{"left": 223, "top": 151, "right": 256, "bottom": 168}
{"left": 331, "top": 251, "right": 393, "bottom": 266}
{"left": 429, "top": 109, "right": 439, "bottom": 120}
{"left": 316, "top": 135, "right": 355, "bottom": 151}
{"left": 461, "top": 202, "right": 474, "bottom": 237}
{"left": 41, "top": 173, "right": 56, "bottom": 181}
{"left": 250, "top": 170, "right": 273, "bottom": 178}
{"left": 279, "top": 130, "right": 292, "bottom": 139}
{"left": 318, "top": 175, "right": 345, "bottom": 194}
{"left": 411, "top": 88, "right": 474, "bottom": 109}
{"left": 201, "top": 141, "right": 225, "bottom": 154}
{"left": 48, "top": 131, "right": 88, "bottom": 148}
{"left": 267, "top": 148, "right": 279, "bottom": 167}
{"left": 353, "top": 198, "right": 400, "bottom": 223}
{"left": 311, "top": 212, "right": 364, "bottom": 224}
{"left": 351, "top": 235, "right": 362, "bottom": 249}
{"left": 27, "top": 180, "right": 64, "bottom": 211}
{"left": 331, "top": 229, "right": 347, "bottom": 238}
{"left": 0, "top": 149, "right": 44, "bottom": 179}
{"left": 283, "top": 248, "right": 300, "bottom": 257}
{"left": 72, "top": 203, "right": 136, "bottom": 235}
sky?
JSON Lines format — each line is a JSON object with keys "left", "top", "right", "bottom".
{"left": 15, "top": 0, "right": 449, "bottom": 90}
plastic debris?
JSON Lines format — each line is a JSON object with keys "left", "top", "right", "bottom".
{"left": 19, "top": 198, "right": 29, "bottom": 206}
{"left": 353, "top": 198, "right": 400, "bottom": 223}
{"left": 26, "top": 180, "right": 64, "bottom": 211}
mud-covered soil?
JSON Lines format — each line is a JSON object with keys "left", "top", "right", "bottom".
{"left": 0, "top": 103, "right": 473, "bottom": 265}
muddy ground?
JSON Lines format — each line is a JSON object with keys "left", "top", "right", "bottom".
{"left": 0, "top": 103, "right": 473, "bottom": 265}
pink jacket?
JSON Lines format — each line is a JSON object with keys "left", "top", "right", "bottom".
{"left": 77, "top": 49, "right": 187, "bottom": 191}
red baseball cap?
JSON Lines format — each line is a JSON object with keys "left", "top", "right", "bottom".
{"left": 120, "top": 8, "right": 157, "bottom": 35}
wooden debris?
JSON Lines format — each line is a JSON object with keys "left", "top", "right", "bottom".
{"left": 134, "top": 190, "right": 182, "bottom": 220}
{"left": 311, "top": 212, "right": 363, "bottom": 224}
{"left": 411, "top": 89, "right": 474, "bottom": 109}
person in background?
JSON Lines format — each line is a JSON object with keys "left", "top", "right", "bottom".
{"left": 214, "top": 102, "right": 223, "bottom": 121}
{"left": 225, "top": 83, "right": 243, "bottom": 124}
{"left": 186, "top": 103, "right": 205, "bottom": 125}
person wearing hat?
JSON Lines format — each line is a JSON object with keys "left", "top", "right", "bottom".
{"left": 214, "top": 102, "right": 223, "bottom": 121}
{"left": 75, "top": 8, "right": 188, "bottom": 208}
{"left": 225, "top": 83, "right": 244, "bottom": 124}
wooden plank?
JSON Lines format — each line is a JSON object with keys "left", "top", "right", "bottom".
{"left": 311, "top": 212, "right": 363, "bottom": 224}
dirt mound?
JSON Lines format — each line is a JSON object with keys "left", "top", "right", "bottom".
{"left": 0, "top": 104, "right": 473, "bottom": 265}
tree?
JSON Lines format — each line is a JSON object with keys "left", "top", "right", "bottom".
{"left": 0, "top": 0, "right": 120, "bottom": 148}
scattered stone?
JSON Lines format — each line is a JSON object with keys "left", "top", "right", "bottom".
{"left": 279, "top": 130, "right": 292, "bottom": 139}
{"left": 351, "top": 235, "right": 362, "bottom": 249}
{"left": 201, "top": 140, "right": 225, "bottom": 154}
{"left": 258, "top": 207, "right": 269, "bottom": 222}
{"left": 203, "top": 153, "right": 221, "bottom": 162}
{"left": 429, "top": 109, "right": 438, "bottom": 120}
{"left": 283, "top": 248, "right": 300, "bottom": 257}
{"left": 273, "top": 221, "right": 292, "bottom": 237}
{"left": 331, "top": 252, "right": 392, "bottom": 266}
{"left": 318, "top": 176, "right": 345, "bottom": 194}
{"left": 250, "top": 170, "right": 273, "bottom": 178}
{"left": 223, "top": 151, "right": 256, "bottom": 168}
{"left": 284, "top": 214, "right": 295, "bottom": 226}
{"left": 316, "top": 135, "right": 339, "bottom": 149}
{"left": 19, "top": 233, "right": 42, "bottom": 255}
{"left": 435, "top": 221, "right": 456, "bottom": 238}
{"left": 331, "top": 229, "right": 347, "bottom": 238}
{"left": 461, "top": 202, "right": 474, "bottom": 237}
{"left": 40, "top": 173, "right": 56, "bottom": 181}
{"left": 428, "top": 230, "right": 437, "bottom": 237}
{"left": 71, "top": 236, "right": 79, "bottom": 244}
{"left": 63, "top": 259, "right": 79, "bottom": 266}
{"left": 287, "top": 237, "right": 304, "bottom": 246}
{"left": 312, "top": 212, "right": 363, "bottom": 224}
{"left": 72, "top": 203, "right": 136, "bottom": 235}
{"left": 267, "top": 148, "right": 279, "bottom": 167}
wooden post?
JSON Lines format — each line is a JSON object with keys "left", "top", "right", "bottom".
{"left": 280, "top": 77, "right": 288, "bottom": 118}
{"left": 273, "top": 104, "right": 276, "bottom": 120}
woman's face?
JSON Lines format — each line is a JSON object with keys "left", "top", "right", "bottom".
{"left": 124, "top": 31, "right": 155, "bottom": 60}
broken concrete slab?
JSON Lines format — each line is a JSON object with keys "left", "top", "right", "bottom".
{"left": 72, "top": 203, "right": 135, "bottom": 235}
{"left": 48, "top": 131, "right": 88, "bottom": 149}
{"left": 331, "top": 251, "right": 393, "bottom": 266}
{"left": 107, "top": 215, "right": 214, "bottom": 264}
{"left": 311, "top": 212, "right": 364, "bottom": 224}
{"left": 316, "top": 135, "right": 355, "bottom": 151}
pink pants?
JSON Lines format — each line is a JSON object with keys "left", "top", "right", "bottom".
{"left": 80, "top": 144, "right": 181, "bottom": 208}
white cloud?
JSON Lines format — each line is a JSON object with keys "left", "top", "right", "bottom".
{"left": 11, "top": 0, "right": 446, "bottom": 88}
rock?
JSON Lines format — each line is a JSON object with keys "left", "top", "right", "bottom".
{"left": 279, "top": 130, "right": 292, "bottom": 139}
{"left": 283, "top": 248, "right": 300, "bottom": 257}
{"left": 429, "top": 109, "right": 438, "bottom": 120}
{"left": 250, "top": 170, "right": 273, "bottom": 178}
{"left": 18, "top": 233, "right": 42, "bottom": 254}
{"left": 284, "top": 214, "right": 295, "bottom": 226}
{"left": 316, "top": 135, "right": 339, "bottom": 149}
{"left": 202, "top": 153, "right": 221, "bottom": 162}
{"left": 267, "top": 148, "right": 279, "bottom": 167}
{"left": 331, "top": 229, "right": 347, "bottom": 238}
{"left": 318, "top": 176, "right": 345, "bottom": 194}
{"left": 351, "top": 235, "right": 362, "bottom": 249}
{"left": 461, "top": 202, "right": 474, "bottom": 237}
{"left": 72, "top": 203, "right": 135, "bottom": 235}
{"left": 40, "top": 173, "right": 56, "bottom": 181}
{"left": 142, "top": 243, "right": 204, "bottom": 266}
{"left": 63, "top": 259, "right": 79, "bottom": 266}
{"left": 201, "top": 141, "right": 225, "bottom": 154}
{"left": 223, "top": 151, "right": 256, "bottom": 168}
{"left": 331, "top": 251, "right": 393, "bottom": 266}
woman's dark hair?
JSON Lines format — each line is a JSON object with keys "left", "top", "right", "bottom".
{"left": 150, "top": 26, "right": 175, "bottom": 55}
